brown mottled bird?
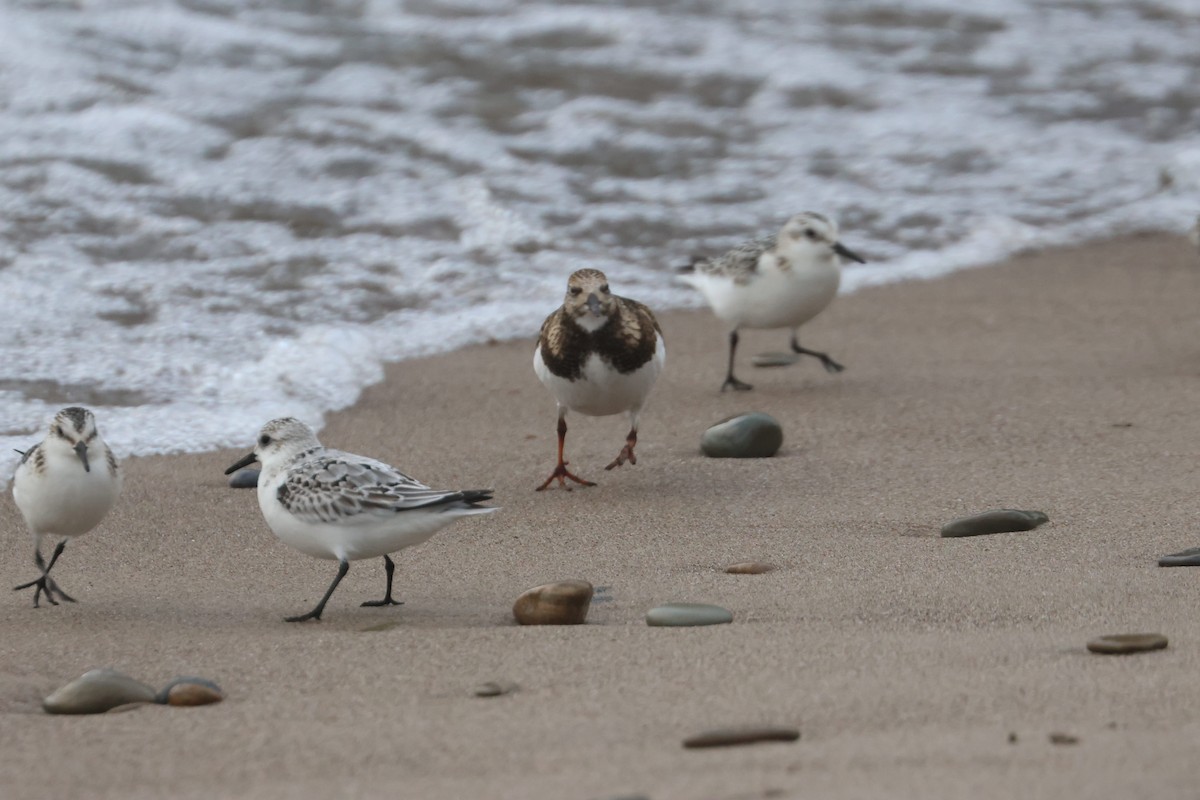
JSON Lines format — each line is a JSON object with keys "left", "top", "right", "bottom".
{"left": 533, "top": 269, "right": 665, "bottom": 491}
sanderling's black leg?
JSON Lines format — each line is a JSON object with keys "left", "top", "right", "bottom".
{"left": 286, "top": 560, "right": 349, "bottom": 622}
{"left": 790, "top": 331, "right": 844, "bottom": 373}
{"left": 722, "top": 330, "right": 753, "bottom": 392}
{"left": 361, "top": 555, "right": 404, "bottom": 607}
{"left": 14, "top": 541, "right": 73, "bottom": 607}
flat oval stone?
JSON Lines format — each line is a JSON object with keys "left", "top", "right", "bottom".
{"left": 1086, "top": 633, "right": 1168, "bottom": 654}
{"left": 724, "top": 561, "right": 775, "bottom": 575}
{"left": 751, "top": 352, "right": 801, "bottom": 368}
{"left": 700, "top": 413, "right": 783, "bottom": 459}
{"left": 1158, "top": 547, "right": 1200, "bottom": 567}
{"left": 683, "top": 726, "right": 800, "bottom": 748}
{"left": 228, "top": 469, "right": 260, "bottom": 489}
{"left": 43, "top": 669, "right": 157, "bottom": 715}
{"left": 513, "top": 580, "right": 593, "bottom": 625}
{"left": 156, "top": 676, "right": 224, "bottom": 706}
{"left": 646, "top": 603, "right": 733, "bottom": 627}
{"left": 940, "top": 509, "right": 1049, "bottom": 538}
{"left": 473, "top": 680, "right": 518, "bottom": 697}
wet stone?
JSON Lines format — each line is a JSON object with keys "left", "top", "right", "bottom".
{"left": 1158, "top": 547, "right": 1200, "bottom": 567}
{"left": 513, "top": 580, "right": 593, "bottom": 625}
{"left": 683, "top": 726, "right": 800, "bottom": 749}
{"left": 156, "top": 676, "right": 224, "bottom": 706}
{"left": 700, "top": 413, "right": 783, "bottom": 459}
{"left": 1049, "top": 732, "right": 1079, "bottom": 745}
{"left": 646, "top": 603, "right": 733, "bottom": 627}
{"left": 473, "top": 680, "right": 518, "bottom": 698}
{"left": 751, "top": 352, "right": 801, "bottom": 368}
{"left": 940, "top": 509, "right": 1049, "bottom": 538}
{"left": 724, "top": 561, "right": 775, "bottom": 575}
{"left": 43, "top": 669, "right": 157, "bottom": 715}
{"left": 228, "top": 469, "right": 260, "bottom": 489}
{"left": 1086, "top": 633, "right": 1168, "bottom": 655}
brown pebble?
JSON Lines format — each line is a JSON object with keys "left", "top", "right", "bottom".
{"left": 1086, "top": 633, "right": 1168, "bottom": 655}
{"left": 1008, "top": 732, "right": 1018, "bottom": 744}
{"left": 1049, "top": 732, "right": 1079, "bottom": 745}
{"left": 165, "top": 682, "right": 224, "bottom": 707}
{"left": 513, "top": 580, "right": 593, "bottom": 625}
{"left": 683, "top": 726, "right": 800, "bottom": 749}
{"left": 473, "top": 680, "right": 518, "bottom": 698}
{"left": 724, "top": 561, "right": 775, "bottom": 575}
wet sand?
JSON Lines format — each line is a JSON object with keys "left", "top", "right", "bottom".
{"left": 3, "top": 233, "right": 1200, "bottom": 799}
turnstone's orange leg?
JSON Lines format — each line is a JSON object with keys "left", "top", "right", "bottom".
{"left": 605, "top": 428, "right": 638, "bottom": 470}
{"left": 536, "top": 416, "right": 595, "bottom": 491}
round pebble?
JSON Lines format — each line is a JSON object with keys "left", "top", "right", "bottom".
{"left": 940, "top": 509, "right": 1049, "bottom": 538}
{"left": 513, "top": 580, "right": 593, "bottom": 625}
{"left": 724, "top": 561, "right": 775, "bottom": 575}
{"left": 683, "top": 726, "right": 800, "bottom": 749}
{"left": 473, "top": 680, "right": 518, "bottom": 698}
{"left": 156, "top": 676, "right": 224, "bottom": 706}
{"left": 1158, "top": 547, "right": 1200, "bottom": 567}
{"left": 700, "top": 413, "right": 783, "bottom": 459}
{"left": 43, "top": 669, "right": 157, "bottom": 715}
{"left": 751, "top": 352, "right": 801, "bottom": 368}
{"left": 1048, "top": 732, "right": 1079, "bottom": 745}
{"left": 646, "top": 603, "right": 733, "bottom": 627}
{"left": 1086, "top": 633, "right": 1168, "bottom": 654}
{"left": 228, "top": 469, "right": 260, "bottom": 489}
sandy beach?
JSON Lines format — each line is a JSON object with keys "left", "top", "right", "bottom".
{"left": 4, "top": 233, "right": 1200, "bottom": 799}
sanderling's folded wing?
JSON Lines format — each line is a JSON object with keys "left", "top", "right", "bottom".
{"left": 277, "top": 453, "right": 484, "bottom": 524}
{"left": 685, "top": 233, "right": 775, "bottom": 284}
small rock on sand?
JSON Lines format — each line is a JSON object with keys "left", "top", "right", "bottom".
{"left": 940, "top": 509, "right": 1049, "bottom": 538}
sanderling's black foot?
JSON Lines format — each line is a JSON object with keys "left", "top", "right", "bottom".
{"left": 361, "top": 597, "right": 403, "bottom": 607}
{"left": 721, "top": 377, "right": 754, "bottom": 392}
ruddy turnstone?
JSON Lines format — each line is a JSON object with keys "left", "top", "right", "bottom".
{"left": 12, "top": 407, "right": 121, "bottom": 607}
{"left": 679, "top": 212, "right": 865, "bottom": 391}
{"left": 533, "top": 268, "right": 665, "bottom": 491}
{"left": 225, "top": 417, "right": 497, "bottom": 622}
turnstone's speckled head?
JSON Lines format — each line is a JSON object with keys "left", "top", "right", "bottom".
{"left": 780, "top": 213, "right": 865, "bottom": 264}
{"left": 226, "top": 417, "right": 322, "bottom": 476}
{"left": 563, "top": 269, "right": 617, "bottom": 330}
{"left": 46, "top": 407, "right": 100, "bottom": 472}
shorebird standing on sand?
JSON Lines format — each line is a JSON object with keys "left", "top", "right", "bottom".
{"left": 678, "top": 212, "right": 865, "bottom": 392}
{"left": 226, "top": 418, "right": 497, "bottom": 621}
{"left": 533, "top": 269, "right": 665, "bottom": 491}
{"left": 12, "top": 407, "right": 121, "bottom": 607}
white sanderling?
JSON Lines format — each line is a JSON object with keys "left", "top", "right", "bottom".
{"left": 12, "top": 407, "right": 122, "bottom": 607}
{"left": 533, "top": 268, "right": 665, "bottom": 491}
{"left": 678, "top": 212, "right": 865, "bottom": 391}
{"left": 225, "top": 417, "right": 497, "bottom": 622}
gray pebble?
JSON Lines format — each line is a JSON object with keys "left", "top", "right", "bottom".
{"left": 683, "top": 726, "right": 800, "bottom": 748}
{"left": 751, "top": 352, "right": 801, "bottom": 368}
{"left": 646, "top": 603, "right": 733, "bottom": 627}
{"left": 700, "top": 413, "right": 783, "bottom": 459}
{"left": 228, "top": 469, "right": 260, "bottom": 489}
{"left": 940, "top": 509, "right": 1049, "bottom": 538}
{"left": 1158, "top": 547, "right": 1200, "bottom": 567}
{"left": 473, "top": 680, "right": 519, "bottom": 697}
{"left": 43, "top": 669, "right": 157, "bottom": 715}
{"left": 1086, "top": 633, "right": 1168, "bottom": 655}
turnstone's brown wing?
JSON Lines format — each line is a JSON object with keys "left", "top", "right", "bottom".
{"left": 537, "top": 306, "right": 588, "bottom": 381}
{"left": 603, "top": 296, "right": 661, "bottom": 374}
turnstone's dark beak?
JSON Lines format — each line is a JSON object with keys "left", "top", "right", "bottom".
{"left": 74, "top": 441, "right": 90, "bottom": 472}
{"left": 586, "top": 293, "right": 603, "bottom": 315}
{"left": 832, "top": 241, "right": 866, "bottom": 264}
{"left": 225, "top": 452, "right": 259, "bottom": 475}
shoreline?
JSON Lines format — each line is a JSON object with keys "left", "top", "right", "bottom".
{"left": 4, "top": 232, "right": 1200, "bottom": 799}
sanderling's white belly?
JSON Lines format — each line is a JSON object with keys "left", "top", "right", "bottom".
{"left": 534, "top": 336, "right": 664, "bottom": 417}
{"left": 15, "top": 469, "right": 118, "bottom": 539}
{"left": 699, "top": 267, "right": 840, "bottom": 330}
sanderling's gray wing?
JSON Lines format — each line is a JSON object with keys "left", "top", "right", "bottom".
{"left": 277, "top": 453, "right": 479, "bottom": 525}
{"left": 691, "top": 233, "right": 776, "bottom": 284}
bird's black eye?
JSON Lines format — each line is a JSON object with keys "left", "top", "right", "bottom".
{"left": 569, "top": 286, "right": 582, "bottom": 296}
{"left": 55, "top": 425, "right": 65, "bottom": 438}
{"left": 259, "top": 434, "right": 271, "bottom": 447}
{"left": 599, "top": 284, "right": 609, "bottom": 293}
{"left": 805, "top": 228, "right": 817, "bottom": 239}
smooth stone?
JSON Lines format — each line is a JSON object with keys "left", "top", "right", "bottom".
{"left": 1086, "top": 633, "right": 1168, "bottom": 655}
{"left": 751, "top": 351, "right": 801, "bottom": 368}
{"left": 700, "top": 413, "right": 783, "bottom": 459}
{"left": 43, "top": 669, "right": 157, "bottom": 715}
{"left": 646, "top": 603, "right": 733, "bottom": 627}
{"left": 473, "top": 680, "right": 519, "bottom": 698}
{"left": 1158, "top": 547, "right": 1200, "bottom": 567}
{"left": 155, "top": 676, "right": 224, "bottom": 706}
{"left": 682, "top": 726, "right": 800, "bottom": 749}
{"left": 513, "top": 580, "right": 593, "bottom": 625}
{"left": 724, "top": 561, "right": 775, "bottom": 575}
{"left": 1048, "top": 732, "right": 1079, "bottom": 745}
{"left": 940, "top": 509, "right": 1049, "bottom": 538}
{"left": 228, "top": 468, "right": 260, "bottom": 489}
